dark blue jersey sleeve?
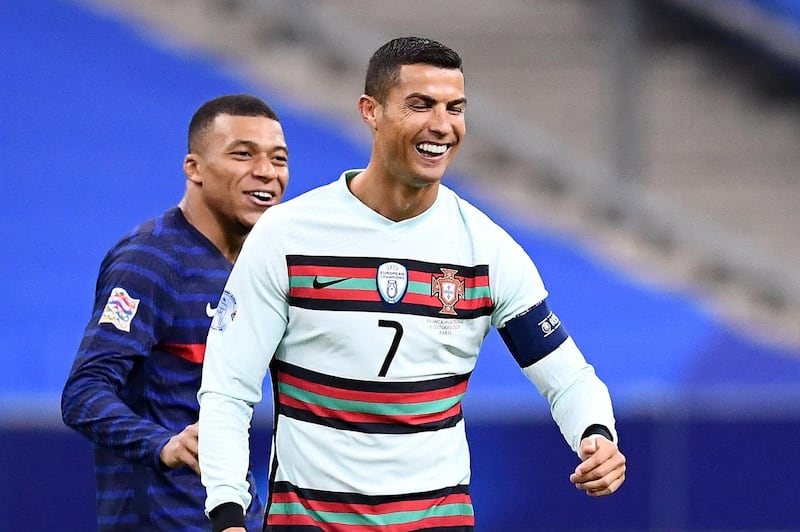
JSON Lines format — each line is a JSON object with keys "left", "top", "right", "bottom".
{"left": 61, "top": 234, "right": 178, "bottom": 468}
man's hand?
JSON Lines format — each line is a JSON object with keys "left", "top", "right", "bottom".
{"left": 569, "top": 436, "right": 626, "bottom": 497}
{"left": 159, "top": 422, "right": 200, "bottom": 475}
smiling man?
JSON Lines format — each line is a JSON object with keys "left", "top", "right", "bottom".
{"left": 62, "top": 94, "right": 289, "bottom": 531}
{"left": 198, "top": 38, "right": 625, "bottom": 532}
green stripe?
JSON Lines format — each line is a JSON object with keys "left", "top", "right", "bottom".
{"left": 289, "top": 276, "right": 491, "bottom": 300}
{"left": 269, "top": 502, "right": 474, "bottom": 526}
{"left": 289, "top": 276, "right": 374, "bottom": 290}
{"left": 407, "top": 280, "right": 490, "bottom": 300}
{"left": 466, "top": 286, "right": 492, "bottom": 299}
{"left": 279, "top": 382, "right": 463, "bottom": 416}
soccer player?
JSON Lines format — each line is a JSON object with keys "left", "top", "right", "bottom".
{"left": 61, "top": 94, "right": 289, "bottom": 531}
{"left": 198, "top": 38, "right": 626, "bottom": 531}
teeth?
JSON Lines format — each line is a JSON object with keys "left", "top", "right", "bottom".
{"left": 250, "top": 191, "right": 273, "bottom": 201}
{"left": 417, "top": 143, "right": 448, "bottom": 155}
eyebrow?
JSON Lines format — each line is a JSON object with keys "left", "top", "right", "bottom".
{"left": 229, "top": 139, "right": 289, "bottom": 155}
{"left": 406, "top": 93, "right": 467, "bottom": 107}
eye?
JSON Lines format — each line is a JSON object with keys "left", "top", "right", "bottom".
{"left": 231, "top": 150, "right": 252, "bottom": 158}
{"left": 272, "top": 155, "right": 288, "bottom": 166}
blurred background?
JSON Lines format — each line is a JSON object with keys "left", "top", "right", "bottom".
{"left": 2, "top": 0, "right": 799, "bottom": 530}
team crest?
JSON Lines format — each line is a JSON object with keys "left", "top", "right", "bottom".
{"left": 98, "top": 287, "right": 140, "bottom": 332}
{"left": 431, "top": 268, "right": 465, "bottom": 315}
{"left": 376, "top": 262, "right": 408, "bottom": 304}
{"left": 210, "top": 290, "right": 237, "bottom": 331}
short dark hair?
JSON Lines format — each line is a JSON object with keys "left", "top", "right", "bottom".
{"left": 188, "top": 94, "right": 279, "bottom": 152}
{"left": 364, "top": 37, "right": 463, "bottom": 103}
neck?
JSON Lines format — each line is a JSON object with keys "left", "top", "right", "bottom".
{"left": 178, "top": 197, "right": 245, "bottom": 263}
{"left": 349, "top": 168, "right": 439, "bottom": 222}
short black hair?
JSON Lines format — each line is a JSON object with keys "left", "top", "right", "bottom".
{"left": 364, "top": 37, "right": 463, "bottom": 103}
{"left": 188, "top": 94, "right": 279, "bottom": 152}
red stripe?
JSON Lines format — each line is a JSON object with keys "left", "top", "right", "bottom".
{"left": 267, "top": 513, "right": 474, "bottom": 531}
{"left": 289, "top": 287, "right": 382, "bottom": 301}
{"left": 408, "top": 270, "right": 489, "bottom": 288}
{"left": 279, "top": 393, "right": 462, "bottom": 425}
{"left": 288, "top": 266, "right": 489, "bottom": 288}
{"left": 288, "top": 265, "right": 376, "bottom": 278}
{"left": 279, "top": 372, "right": 468, "bottom": 404}
{"left": 157, "top": 342, "right": 204, "bottom": 364}
{"left": 271, "top": 491, "right": 471, "bottom": 514}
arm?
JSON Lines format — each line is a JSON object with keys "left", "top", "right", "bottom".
{"left": 61, "top": 244, "right": 183, "bottom": 469}
{"left": 499, "top": 300, "right": 626, "bottom": 495}
{"left": 198, "top": 214, "right": 288, "bottom": 528}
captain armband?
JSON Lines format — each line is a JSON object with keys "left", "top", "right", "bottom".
{"left": 498, "top": 299, "right": 569, "bottom": 368}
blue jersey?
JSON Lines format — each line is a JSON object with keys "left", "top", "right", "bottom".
{"left": 62, "top": 207, "right": 263, "bottom": 531}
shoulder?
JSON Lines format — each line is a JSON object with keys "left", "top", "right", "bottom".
{"left": 439, "top": 185, "right": 509, "bottom": 236}
{"left": 101, "top": 208, "right": 190, "bottom": 277}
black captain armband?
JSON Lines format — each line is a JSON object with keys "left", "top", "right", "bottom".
{"left": 498, "top": 299, "right": 569, "bottom": 367}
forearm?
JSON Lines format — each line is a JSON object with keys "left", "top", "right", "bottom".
{"left": 523, "top": 337, "right": 617, "bottom": 453}
{"left": 61, "top": 370, "right": 173, "bottom": 467}
{"left": 198, "top": 389, "right": 254, "bottom": 523}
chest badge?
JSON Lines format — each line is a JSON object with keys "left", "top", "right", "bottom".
{"left": 376, "top": 261, "right": 408, "bottom": 304}
{"left": 431, "top": 268, "right": 465, "bottom": 315}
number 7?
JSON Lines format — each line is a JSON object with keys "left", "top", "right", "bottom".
{"left": 378, "top": 320, "right": 403, "bottom": 377}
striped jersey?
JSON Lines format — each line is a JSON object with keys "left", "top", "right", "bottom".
{"left": 199, "top": 171, "right": 576, "bottom": 530}
{"left": 62, "top": 207, "right": 263, "bottom": 531}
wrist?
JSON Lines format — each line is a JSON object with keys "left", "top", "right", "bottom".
{"left": 209, "top": 501, "right": 246, "bottom": 532}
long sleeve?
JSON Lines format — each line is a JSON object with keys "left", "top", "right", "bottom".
{"left": 61, "top": 241, "right": 177, "bottom": 468}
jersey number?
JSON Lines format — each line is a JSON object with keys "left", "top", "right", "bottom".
{"left": 378, "top": 320, "right": 403, "bottom": 377}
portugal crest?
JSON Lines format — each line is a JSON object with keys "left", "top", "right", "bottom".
{"left": 431, "top": 268, "right": 465, "bottom": 315}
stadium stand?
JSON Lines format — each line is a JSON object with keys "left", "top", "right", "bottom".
{"left": 1, "top": 0, "right": 799, "bottom": 530}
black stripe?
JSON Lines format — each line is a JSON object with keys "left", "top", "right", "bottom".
{"left": 274, "top": 359, "right": 470, "bottom": 393}
{"left": 278, "top": 404, "right": 463, "bottom": 434}
{"left": 271, "top": 481, "right": 469, "bottom": 504}
{"left": 287, "top": 255, "right": 489, "bottom": 277}
{"left": 287, "top": 297, "right": 492, "bottom": 319}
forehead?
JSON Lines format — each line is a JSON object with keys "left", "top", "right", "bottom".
{"left": 204, "top": 114, "right": 286, "bottom": 149}
{"left": 389, "top": 64, "right": 465, "bottom": 100}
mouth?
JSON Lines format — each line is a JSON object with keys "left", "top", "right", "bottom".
{"left": 415, "top": 142, "right": 450, "bottom": 158}
{"left": 247, "top": 190, "right": 277, "bottom": 205}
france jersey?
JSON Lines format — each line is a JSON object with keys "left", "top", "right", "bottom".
{"left": 200, "top": 171, "right": 616, "bottom": 531}
{"left": 62, "top": 207, "right": 263, "bottom": 531}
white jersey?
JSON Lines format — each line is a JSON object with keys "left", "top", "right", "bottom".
{"left": 199, "top": 170, "right": 615, "bottom": 530}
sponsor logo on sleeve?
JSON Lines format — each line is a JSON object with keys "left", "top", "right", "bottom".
{"left": 210, "top": 290, "right": 237, "bottom": 331}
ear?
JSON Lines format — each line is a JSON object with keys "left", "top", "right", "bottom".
{"left": 358, "top": 95, "right": 379, "bottom": 131}
{"left": 183, "top": 153, "right": 202, "bottom": 185}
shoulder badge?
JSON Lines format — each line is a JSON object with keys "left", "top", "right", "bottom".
{"left": 98, "top": 287, "right": 140, "bottom": 332}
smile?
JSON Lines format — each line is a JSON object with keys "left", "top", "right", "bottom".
{"left": 248, "top": 191, "right": 274, "bottom": 202}
{"left": 416, "top": 142, "right": 450, "bottom": 156}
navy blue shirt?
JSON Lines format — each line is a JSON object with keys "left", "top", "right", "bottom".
{"left": 62, "top": 207, "right": 264, "bottom": 531}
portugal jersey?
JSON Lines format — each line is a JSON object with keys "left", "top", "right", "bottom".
{"left": 200, "top": 171, "right": 573, "bottom": 530}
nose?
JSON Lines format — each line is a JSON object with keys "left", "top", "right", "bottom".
{"left": 427, "top": 105, "right": 452, "bottom": 136}
{"left": 253, "top": 154, "right": 277, "bottom": 180}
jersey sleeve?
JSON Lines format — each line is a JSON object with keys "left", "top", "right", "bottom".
{"left": 485, "top": 218, "right": 617, "bottom": 454}
{"left": 198, "top": 210, "right": 290, "bottom": 517}
{"left": 60, "top": 238, "right": 177, "bottom": 468}
{"left": 521, "top": 337, "right": 617, "bottom": 454}
{"left": 486, "top": 223, "right": 548, "bottom": 328}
